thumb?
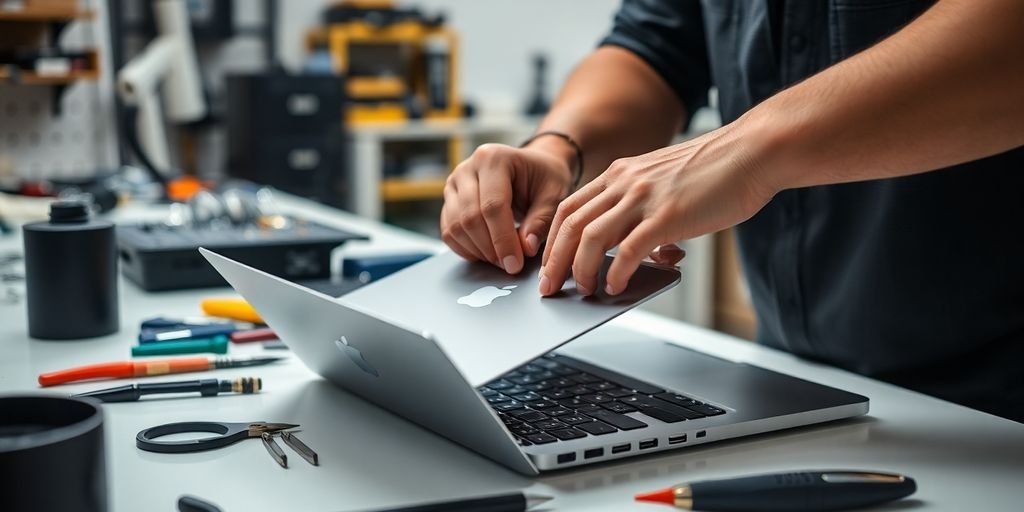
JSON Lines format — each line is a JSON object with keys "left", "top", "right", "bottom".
{"left": 518, "top": 195, "right": 559, "bottom": 257}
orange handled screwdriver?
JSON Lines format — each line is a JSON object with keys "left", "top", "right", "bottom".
{"left": 38, "top": 355, "right": 283, "bottom": 387}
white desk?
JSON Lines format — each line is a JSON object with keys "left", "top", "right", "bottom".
{"left": 1, "top": 197, "right": 1022, "bottom": 512}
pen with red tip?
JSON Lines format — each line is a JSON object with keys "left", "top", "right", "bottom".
{"left": 635, "top": 471, "right": 916, "bottom": 511}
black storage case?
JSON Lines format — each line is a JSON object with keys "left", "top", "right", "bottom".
{"left": 226, "top": 73, "right": 349, "bottom": 207}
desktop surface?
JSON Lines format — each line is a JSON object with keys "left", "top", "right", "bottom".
{"left": 0, "top": 198, "right": 1021, "bottom": 511}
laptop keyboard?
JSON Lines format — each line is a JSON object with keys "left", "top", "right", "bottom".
{"left": 478, "top": 354, "right": 726, "bottom": 446}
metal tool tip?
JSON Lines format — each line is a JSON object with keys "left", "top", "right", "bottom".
{"left": 525, "top": 494, "right": 554, "bottom": 508}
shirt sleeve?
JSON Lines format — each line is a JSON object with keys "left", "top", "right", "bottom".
{"left": 599, "top": 0, "right": 711, "bottom": 129}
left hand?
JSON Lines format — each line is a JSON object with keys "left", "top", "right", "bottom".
{"left": 539, "top": 122, "right": 778, "bottom": 297}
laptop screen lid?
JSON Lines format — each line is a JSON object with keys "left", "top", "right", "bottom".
{"left": 339, "top": 251, "right": 681, "bottom": 386}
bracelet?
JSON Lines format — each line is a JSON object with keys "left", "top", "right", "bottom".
{"left": 520, "top": 130, "right": 584, "bottom": 190}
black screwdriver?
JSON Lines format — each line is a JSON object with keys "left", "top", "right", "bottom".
{"left": 73, "top": 377, "right": 262, "bottom": 403}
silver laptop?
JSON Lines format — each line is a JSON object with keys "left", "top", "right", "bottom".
{"left": 201, "top": 248, "right": 868, "bottom": 475}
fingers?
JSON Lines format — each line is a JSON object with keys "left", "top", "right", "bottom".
{"left": 452, "top": 174, "right": 500, "bottom": 266}
{"left": 518, "top": 185, "right": 563, "bottom": 257}
{"left": 606, "top": 218, "right": 666, "bottom": 295}
{"left": 541, "top": 177, "right": 607, "bottom": 267}
{"left": 441, "top": 188, "right": 484, "bottom": 262}
{"left": 478, "top": 166, "right": 524, "bottom": 273}
{"left": 570, "top": 198, "right": 644, "bottom": 296}
{"left": 650, "top": 244, "right": 686, "bottom": 266}
{"left": 539, "top": 188, "right": 621, "bottom": 296}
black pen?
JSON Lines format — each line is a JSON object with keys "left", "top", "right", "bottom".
{"left": 73, "top": 377, "right": 261, "bottom": 402}
{"left": 636, "top": 470, "right": 916, "bottom": 511}
{"left": 370, "top": 492, "right": 552, "bottom": 512}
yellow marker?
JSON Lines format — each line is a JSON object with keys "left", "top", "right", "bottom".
{"left": 200, "top": 298, "right": 264, "bottom": 324}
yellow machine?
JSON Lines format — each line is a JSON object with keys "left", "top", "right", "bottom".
{"left": 307, "top": 0, "right": 462, "bottom": 124}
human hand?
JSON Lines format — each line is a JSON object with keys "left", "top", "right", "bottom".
{"left": 441, "top": 141, "right": 575, "bottom": 274}
{"left": 539, "top": 123, "right": 776, "bottom": 296}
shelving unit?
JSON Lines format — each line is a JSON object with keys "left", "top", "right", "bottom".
{"left": 0, "top": 2, "right": 102, "bottom": 114}
{"left": 0, "top": 48, "right": 99, "bottom": 85}
{"left": 0, "top": 5, "right": 93, "bottom": 22}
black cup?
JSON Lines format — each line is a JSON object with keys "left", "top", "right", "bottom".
{"left": 0, "top": 396, "right": 107, "bottom": 512}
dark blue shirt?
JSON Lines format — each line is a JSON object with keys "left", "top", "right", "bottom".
{"left": 602, "top": 0, "right": 1024, "bottom": 422}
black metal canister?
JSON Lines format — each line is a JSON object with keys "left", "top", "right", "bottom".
{"left": 22, "top": 201, "right": 119, "bottom": 339}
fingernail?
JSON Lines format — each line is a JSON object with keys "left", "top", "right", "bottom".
{"left": 503, "top": 255, "right": 521, "bottom": 274}
{"left": 605, "top": 283, "right": 618, "bottom": 296}
{"left": 525, "top": 233, "right": 539, "bottom": 255}
{"left": 576, "top": 283, "right": 592, "bottom": 296}
{"left": 539, "top": 274, "right": 550, "bottom": 295}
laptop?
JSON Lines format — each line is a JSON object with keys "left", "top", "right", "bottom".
{"left": 201, "top": 248, "right": 868, "bottom": 475}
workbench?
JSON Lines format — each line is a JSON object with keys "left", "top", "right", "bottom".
{"left": 1, "top": 196, "right": 1021, "bottom": 511}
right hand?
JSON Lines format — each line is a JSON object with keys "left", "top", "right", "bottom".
{"left": 440, "top": 142, "right": 574, "bottom": 274}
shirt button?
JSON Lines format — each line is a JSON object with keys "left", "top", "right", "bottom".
{"left": 789, "top": 34, "right": 807, "bottom": 52}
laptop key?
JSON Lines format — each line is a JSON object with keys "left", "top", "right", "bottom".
{"left": 586, "top": 410, "right": 648, "bottom": 430}
{"left": 606, "top": 388, "right": 636, "bottom": 398}
{"left": 509, "top": 410, "right": 547, "bottom": 422}
{"left": 524, "top": 381, "right": 557, "bottom": 392}
{"left": 601, "top": 402, "right": 638, "bottom": 414}
{"left": 621, "top": 395, "right": 705, "bottom": 420}
{"left": 543, "top": 389, "right": 574, "bottom": 401}
{"left": 530, "top": 400, "right": 559, "bottom": 410}
{"left": 486, "top": 395, "right": 511, "bottom": 404}
{"left": 479, "top": 388, "right": 498, "bottom": 397}
{"left": 549, "top": 428, "right": 587, "bottom": 441}
{"left": 580, "top": 393, "right": 615, "bottom": 404}
{"left": 493, "top": 401, "right": 525, "bottom": 412}
{"left": 560, "top": 415, "right": 594, "bottom": 425}
{"left": 524, "top": 432, "right": 558, "bottom": 444}
{"left": 558, "top": 397, "right": 590, "bottom": 409}
{"left": 509, "top": 374, "right": 545, "bottom": 385}
{"left": 486, "top": 380, "right": 515, "bottom": 391}
{"left": 575, "top": 421, "right": 617, "bottom": 436}
{"left": 517, "top": 437, "right": 533, "bottom": 447}
{"left": 574, "top": 405, "right": 603, "bottom": 415}
{"left": 653, "top": 393, "right": 703, "bottom": 409}
{"left": 512, "top": 392, "right": 543, "bottom": 402}
{"left": 511, "top": 424, "right": 540, "bottom": 436}
{"left": 636, "top": 405, "right": 686, "bottom": 423}
{"left": 544, "top": 406, "right": 573, "bottom": 417}
{"left": 533, "top": 420, "right": 569, "bottom": 431}
{"left": 532, "top": 358, "right": 561, "bottom": 370}
{"left": 587, "top": 382, "right": 617, "bottom": 392}
{"left": 685, "top": 403, "right": 726, "bottom": 416}
{"left": 565, "top": 386, "right": 593, "bottom": 396}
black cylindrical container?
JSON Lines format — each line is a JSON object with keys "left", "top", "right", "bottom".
{"left": 0, "top": 395, "right": 107, "bottom": 512}
{"left": 23, "top": 201, "right": 119, "bottom": 339}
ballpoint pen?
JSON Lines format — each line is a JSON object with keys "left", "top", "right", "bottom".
{"left": 635, "top": 470, "right": 916, "bottom": 511}
{"left": 370, "top": 492, "right": 552, "bottom": 512}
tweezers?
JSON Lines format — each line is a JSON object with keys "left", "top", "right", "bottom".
{"left": 261, "top": 432, "right": 287, "bottom": 468}
{"left": 281, "top": 431, "right": 319, "bottom": 466}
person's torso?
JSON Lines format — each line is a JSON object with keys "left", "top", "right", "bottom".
{"left": 701, "top": 0, "right": 1024, "bottom": 421}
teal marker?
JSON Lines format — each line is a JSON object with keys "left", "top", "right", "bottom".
{"left": 131, "top": 335, "right": 230, "bottom": 357}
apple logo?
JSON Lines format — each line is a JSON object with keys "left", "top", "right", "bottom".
{"left": 335, "top": 336, "right": 379, "bottom": 377}
{"left": 457, "top": 285, "right": 517, "bottom": 308}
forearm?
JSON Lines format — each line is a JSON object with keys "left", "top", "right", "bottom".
{"left": 531, "top": 46, "right": 686, "bottom": 184}
{"left": 749, "top": 0, "right": 1024, "bottom": 192}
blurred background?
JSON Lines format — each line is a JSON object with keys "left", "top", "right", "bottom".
{"left": 0, "top": 0, "right": 753, "bottom": 338}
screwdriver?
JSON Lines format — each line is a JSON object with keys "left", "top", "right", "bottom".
{"left": 73, "top": 377, "right": 262, "bottom": 403}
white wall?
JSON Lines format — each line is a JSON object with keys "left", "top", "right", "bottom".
{"left": 277, "top": 0, "right": 622, "bottom": 114}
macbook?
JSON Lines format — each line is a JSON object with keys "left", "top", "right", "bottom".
{"left": 201, "top": 248, "right": 868, "bottom": 474}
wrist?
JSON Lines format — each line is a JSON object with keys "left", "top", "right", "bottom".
{"left": 733, "top": 102, "right": 805, "bottom": 195}
{"left": 521, "top": 131, "right": 583, "bottom": 188}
